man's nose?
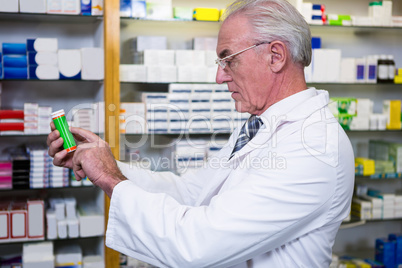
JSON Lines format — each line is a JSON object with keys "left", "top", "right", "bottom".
{"left": 216, "top": 66, "right": 232, "bottom": 84}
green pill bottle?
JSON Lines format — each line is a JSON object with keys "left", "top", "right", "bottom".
{"left": 51, "top": 109, "right": 77, "bottom": 153}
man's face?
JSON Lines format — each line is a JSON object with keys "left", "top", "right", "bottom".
{"left": 216, "top": 14, "right": 272, "bottom": 116}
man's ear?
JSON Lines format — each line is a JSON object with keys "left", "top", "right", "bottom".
{"left": 268, "top": 41, "right": 287, "bottom": 73}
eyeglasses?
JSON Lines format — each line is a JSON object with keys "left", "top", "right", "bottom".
{"left": 215, "top": 42, "right": 271, "bottom": 70}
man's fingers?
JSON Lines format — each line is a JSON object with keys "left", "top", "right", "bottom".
{"left": 46, "top": 129, "right": 60, "bottom": 147}
{"left": 50, "top": 121, "right": 56, "bottom": 131}
{"left": 70, "top": 127, "right": 99, "bottom": 143}
{"left": 53, "top": 149, "right": 68, "bottom": 166}
{"left": 48, "top": 137, "right": 64, "bottom": 157}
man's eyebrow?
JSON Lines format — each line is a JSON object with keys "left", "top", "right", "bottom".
{"left": 218, "top": 49, "right": 231, "bottom": 59}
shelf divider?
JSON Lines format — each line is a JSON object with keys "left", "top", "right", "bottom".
{"left": 104, "top": 0, "right": 121, "bottom": 267}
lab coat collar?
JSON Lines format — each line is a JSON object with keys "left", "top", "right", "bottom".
{"left": 228, "top": 88, "right": 330, "bottom": 163}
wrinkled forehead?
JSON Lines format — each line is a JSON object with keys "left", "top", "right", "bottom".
{"left": 217, "top": 14, "right": 254, "bottom": 55}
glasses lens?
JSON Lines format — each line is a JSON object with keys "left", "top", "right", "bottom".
{"left": 216, "top": 59, "right": 226, "bottom": 69}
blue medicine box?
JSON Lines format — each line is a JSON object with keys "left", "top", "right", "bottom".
{"left": 4, "top": 67, "right": 28, "bottom": 79}
{"left": 28, "top": 52, "right": 38, "bottom": 66}
{"left": 28, "top": 66, "right": 39, "bottom": 80}
{"left": 311, "top": 37, "right": 321, "bottom": 49}
{"left": 3, "top": 55, "right": 28, "bottom": 68}
{"left": 376, "top": 238, "right": 396, "bottom": 268}
{"left": 120, "top": 0, "right": 132, "bottom": 17}
{"left": 389, "top": 233, "right": 402, "bottom": 266}
{"left": 81, "top": 0, "right": 92, "bottom": 15}
{"left": 2, "top": 43, "right": 27, "bottom": 55}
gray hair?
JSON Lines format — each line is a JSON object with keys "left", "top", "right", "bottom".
{"left": 222, "top": 0, "right": 312, "bottom": 66}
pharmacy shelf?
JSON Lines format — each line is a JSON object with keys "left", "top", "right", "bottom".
{"left": 0, "top": 185, "right": 95, "bottom": 192}
{"left": 120, "top": 17, "right": 402, "bottom": 31}
{"left": 310, "top": 24, "right": 402, "bottom": 31}
{"left": 355, "top": 173, "right": 402, "bottom": 179}
{"left": 1, "top": 234, "right": 104, "bottom": 245}
{"left": 0, "top": 12, "right": 103, "bottom": 23}
{"left": 121, "top": 81, "right": 402, "bottom": 87}
{"left": 0, "top": 79, "right": 103, "bottom": 82}
{"left": 341, "top": 218, "right": 402, "bottom": 230}
{"left": 121, "top": 16, "right": 193, "bottom": 22}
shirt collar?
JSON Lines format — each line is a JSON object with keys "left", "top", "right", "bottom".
{"left": 256, "top": 87, "right": 317, "bottom": 129}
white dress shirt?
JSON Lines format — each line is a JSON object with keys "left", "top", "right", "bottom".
{"left": 106, "top": 88, "right": 355, "bottom": 268}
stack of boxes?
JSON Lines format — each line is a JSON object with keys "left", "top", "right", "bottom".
{"left": 120, "top": 102, "right": 146, "bottom": 134}
{"left": 0, "top": 199, "right": 45, "bottom": 243}
{"left": 394, "top": 196, "right": 402, "bottom": 219}
{"left": 368, "top": 1, "right": 393, "bottom": 27}
{"left": 174, "top": 138, "right": 229, "bottom": 175}
{"left": 301, "top": 3, "right": 326, "bottom": 25}
{"left": 120, "top": 36, "right": 217, "bottom": 83}
{"left": 28, "top": 38, "right": 59, "bottom": 80}
{"left": 351, "top": 198, "right": 372, "bottom": 220}
{"left": 168, "top": 86, "right": 191, "bottom": 133}
{"left": 71, "top": 102, "right": 105, "bottom": 133}
{"left": 305, "top": 37, "right": 400, "bottom": 84}
{"left": 47, "top": 197, "right": 79, "bottom": 240}
{"left": 354, "top": 184, "right": 402, "bottom": 220}
{"left": 369, "top": 140, "right": 402, "bottom": 174}
{"left": 174, "top": 139, "right": 207, "bottom": 175}
{"left": 328, "top": 97, "right": 356, "bottom": 131}
{"left": 350, "top": 99, "right": 373, "bottom": 131}
{"left": 0, "top": 161, "right": 12, "bottom": 189}
{"left": 0, "top": 109, "right": 24, "bottom": 135}
{"left": 1, "top": 38, "right": 104, "bottom": 81}
{"left": 0, "top": 0, "right": 103, "bottom": 15}
{"left": 2, "top": 43, "right": 28, "bottom": 80}
{"left": 49, "top": 164, "right": 70, "bottom": 188}
{"left": 134, "top": 83, "right": 248, "bottom": 134}
{"left": 329, "top": 98, "right": 401, "bottom": 131}
{"left": 24, "top": 103, "right": 39, "bottom": 135}
{"left": 28, "top": 146, "right": 50, "bottom": 189}
{"left": 142, "top": 92, "right": 169, "bottom": 133}
{"left": 120, "top": 0, "right": 223, "bottom": 21}
{"left": 55, "top": 245, "right": 83, "bottom": 268}
{"left": 368, "top": 189, "right": 395, "bottom": 219}
{"left": 376, "top": 237, "right": 396, "bottom": 268}
{"left": 11, "top": 150, "right": 30, "bottom": 189}
{"left": 38, "top": 106, "right": 52, "bottom": 134}
{"left": 383, "top": 100, "right": 402, "bottom": 130}
{"left": 22, "top": 242, "right": 54, "bottom": 268}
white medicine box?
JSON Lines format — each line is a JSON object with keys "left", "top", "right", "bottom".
{"left": 20, "top": 0, "right": 47, "bottom": 13}
{"left": 0, "top": 0, "right": 19, "bottom": 12}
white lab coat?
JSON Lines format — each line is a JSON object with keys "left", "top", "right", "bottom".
{"left": 106, "top": 88, "right": 355, "bottom": 268}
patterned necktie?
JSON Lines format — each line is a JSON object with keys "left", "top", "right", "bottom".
{"left": 229, "top": 115, "right": 263, "bottom": 160}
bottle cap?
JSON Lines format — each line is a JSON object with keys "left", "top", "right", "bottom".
{"left": 51, "top": 109, "right": 65, "bottom": 119}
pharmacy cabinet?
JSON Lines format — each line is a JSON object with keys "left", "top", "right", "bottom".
{"left": 0, "top": 12, "right": 106, "bottom": 265}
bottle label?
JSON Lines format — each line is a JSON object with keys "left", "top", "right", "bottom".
{"left": 378, "top": 65, "right": 388, "bottom": 79}
{"left": 356, "top": 65, "right": 365, "bottom": 80}
{"left": 389, "top": 66, "right": 395, "bottom": 79}
{"left": 368, "top": 65, "right": 377, "bottom": 80}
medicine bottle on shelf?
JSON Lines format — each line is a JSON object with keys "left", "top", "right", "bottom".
{"left": 377, "top": 54, "right": 389, "bottom": 83}
{"left": 387, "top": 55, "right": 395, "bottom": 83}
{"left": 366, "top": 55, "right": 378, "bottom": 84}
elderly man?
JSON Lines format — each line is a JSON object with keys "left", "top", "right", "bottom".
{"left": 47, "top": 0, "right": 354, "bottom": 267}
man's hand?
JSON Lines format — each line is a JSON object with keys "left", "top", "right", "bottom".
{"left": 70, "top": 127, "right": 126, "bottom": 198}
{"left": 47, "top": 123, "right": 126, "bottom": 197}
{"left": 47, "top": 122, "right": 89, "bottom": 169}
